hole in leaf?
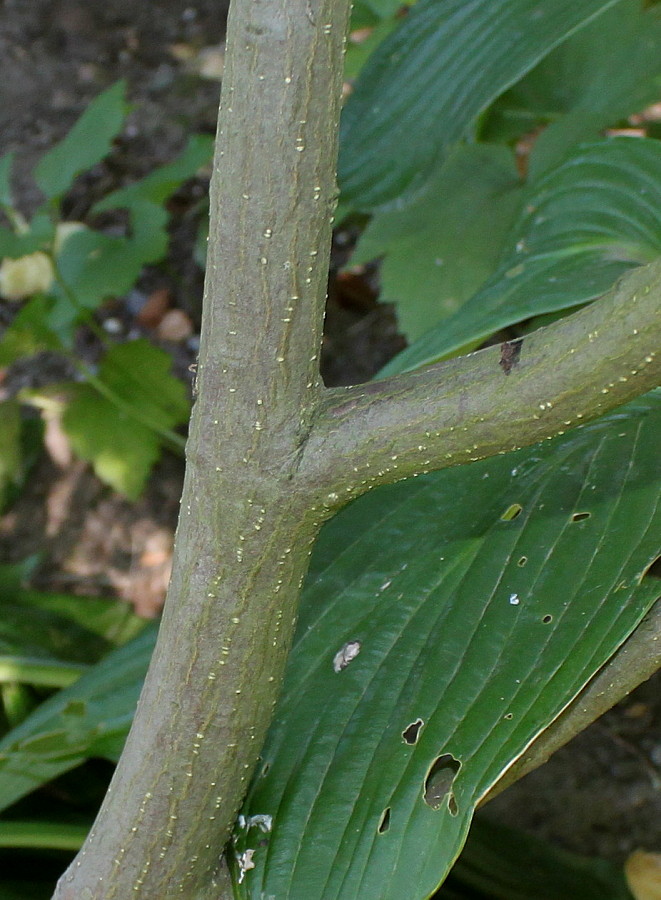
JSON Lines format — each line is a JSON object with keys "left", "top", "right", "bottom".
{"left": 423, "top": 754, "right": 461, "bottom": 811}
{"left": 571, "top": 511, "right": 591, "bottom": 522}
{"left": 500, "top": 503, "right": 523, "bottom": 521}
{"left": 448, "top": 795, "right": 458, "bottom": 816}
{"left": 378, "top": 807, "right": 391, "bottom": 834}
{"left": 402, "top": 718, "right": 424, "bottom": 745}
{"left": 542, "top": 614, "right": 553, "bottom": 624}
{"left": 642, "top": 555, "right": 661, "bottom": 580}
{"left": 260, "top": 762, "right": 271, "bottom": 778}
{"left": 504, "top": 713, "right": 513, "bottom": 720}
{"left": 517, "top": 556, "right": 528, "bottom": 567}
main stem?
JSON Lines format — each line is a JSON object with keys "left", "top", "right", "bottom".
{"left": 54, "top": 1, "right": 350, "bottom": 896}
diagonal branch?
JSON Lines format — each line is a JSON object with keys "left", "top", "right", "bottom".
{"left": 300, "top": 260, "right": 661, "bottom": 508}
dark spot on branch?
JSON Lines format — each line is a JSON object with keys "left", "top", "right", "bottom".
{"left": 499, "top": 338, "right": 524, "bottom": 375}
{"left": 402, "top": 718, "right": 424, "bottom": 745}
{"left": 423, "top": 754, "right": 461, "bottom": 811}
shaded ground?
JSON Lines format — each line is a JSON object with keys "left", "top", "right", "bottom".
{"left": 1, "top": 0, "right": 660, "bottom": 880}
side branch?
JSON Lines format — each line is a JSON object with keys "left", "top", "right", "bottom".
{"left": 301, "top": 259, "right": 661, "bottom": 507}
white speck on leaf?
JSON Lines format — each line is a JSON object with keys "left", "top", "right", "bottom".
{"left": 509, "top": 593, "right": 520, "bottom": 605}
{"left": 237, "top": 849, "right": 255, "bottom": 883}
{"left": 333, "top": 640, "right": 361, "bottom": 672}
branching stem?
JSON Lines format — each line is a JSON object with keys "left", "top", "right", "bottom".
{"left": 53, "top": 0, "right": 660, "bottom": 896}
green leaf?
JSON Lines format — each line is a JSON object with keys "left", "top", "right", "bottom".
{"left": 63, "top": 386, "right": 161, "bottom": 499}
{"left": 527, "top": 1, "right": 661, "bottom": 177}
{"left": 382, "top": 136, "right": 661, "bottom": 374}
{"left": 0, "top": 819, "right": 87, "bottom": 851}
{"left": 0, "top": 217, "right": 55, "bottom": 260}
{"left": 61, "top": 340, "right": 189, "bottom": 498}
{"left": 34, "top": 82, "right": 128, "bottom": 201}
{"left": 351, "top": 144, "right": 522, "bottom": 341}
{"left": 0, "top": 401, "right": 21, "bottom": 510}
{"left": 0, "top": 623, "right": 157, "bottom": 813}
{"left": 234, "top": 393, "right": 661, "bottom": 899}
{"left": 441, "top": 817, "right": 633, "bottom": 899}
{"left": 0, "top": 154, "right": 14, "bottom": 209}
{"left": 338, "top": 0, "right": 620, "bottom": 209}
{"left": 53, "top": 213, "right": 167, "bottom": 313}
{"left": 482, "top": 1, "right": 661, "bottom": 160}
{"left": 92, "top": 134, "right": 213, "bottom": 214}
{"left": 0, "top": 296, "right": 62, "bottom": 367}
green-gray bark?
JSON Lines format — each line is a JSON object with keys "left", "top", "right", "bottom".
{"left": 53, "top": 0, "right": 661, "bottom": 897}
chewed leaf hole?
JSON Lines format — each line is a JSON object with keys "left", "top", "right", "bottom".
{"left": 377, "top": 807, "right": 391, "bottom": 834}
{"left": 500, "top": 503, "right": 523, "bottom": 521}
{"left": 571, "top": 511, "right": 591, "bottom": 522}
{"left": 517, "top": 556, "right": 528, "bottom": 567}
{"left": 402, "top": 718, "right": 424, "bottom": 745}
{"left": 423, "top": 753, "right": 461, "bottom": 811}
{"left": 641, "top": 555, "right": 661, "bottom": 580}
{"left": 542, "top": 614, "right": 553, "bottom": 624}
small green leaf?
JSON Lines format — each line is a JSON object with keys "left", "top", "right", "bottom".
{"left": 235, "top": 394, "right": 661, "bottom": 899}
{"left": 53, "top": 215, "right": 167, "bottom": 313}
{"left": 383, "top": 136, "right": 661, "bottom": 374}
{"left": 62, "top": 386, "right": 160, "bottom": 500}
{"left": 351, "top": 144, "right": 522, "bottom": 340}
{"left": 34, "top": 81, "right": 128, "bottom": 201}
{"left": 0, "top": 296, "right": 62, "bottom": 366}
{"left": 61, "top": 340, "right": 189, "bottom": 497}
{"left": 93, "top": 134, "right": 213, "bottom": 214}
{"left": 339, "top": 0, "right": 620, "bottom": 209}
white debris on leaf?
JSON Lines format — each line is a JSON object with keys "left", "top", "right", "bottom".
{"left": 333, "top": 640, "right": 361, "bottom": 673}
{"left": 238, "top": 813, "right": 272, "bottom": 833}
{"left": 509, "top": 593, "right": 520, "bottom": 605}
{"left": 237, "top": 848, "right": 256, "bottom": 884}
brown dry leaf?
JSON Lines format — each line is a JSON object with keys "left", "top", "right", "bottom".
{"left": 626, "top": 850, "right": 661, "bottom": 900}
{"left": 137, "top": 287, "right": 171, "bottom": 329}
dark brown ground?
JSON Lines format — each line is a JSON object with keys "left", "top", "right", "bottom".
{"left": 1, "top": 0, "right": 660, "bottom": 879}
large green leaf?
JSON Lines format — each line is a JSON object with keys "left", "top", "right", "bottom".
{"left": 350, "top": 144, "right": 522, "bottom": 341}
{"left": 233, "top": 393, "right": 661, "bottom": 899}
{"left": 34, "top": 82, "right": 128, "bottom": 201}
{"left": 382, "top": 136, "right": 661, "bottom": 375}
{"left": 527, "top": 0, "right": 661, "bottom": 177}
{"left": 482, "top": 0, "right": 661, "bottom": 166}
{"left": 338, "top": 0, "right": 619, "bottom": 209}
{"left": 0, "top": 623, "right": 156, "bottom": 813}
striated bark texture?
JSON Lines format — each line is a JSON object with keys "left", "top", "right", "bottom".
{"left": 53, "top": 0, "right": 661, "bottom": 897}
